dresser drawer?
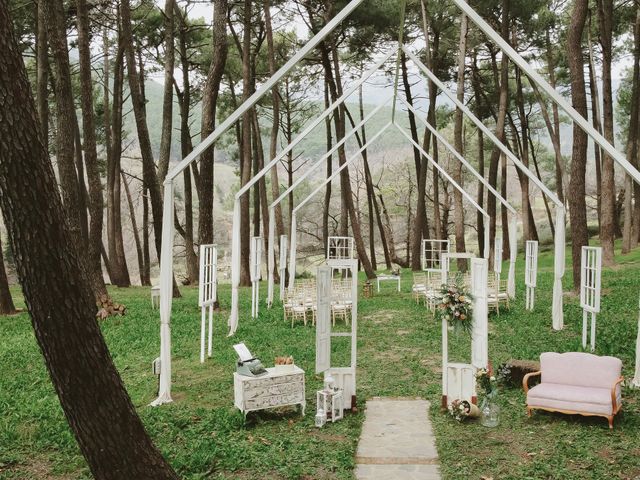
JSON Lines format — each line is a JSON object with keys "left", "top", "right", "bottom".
{"left": 244, "top": 390, "right": 305, "bottom": 410}
{"left": 243, "top": 378, "right": 303, "bottom": 397}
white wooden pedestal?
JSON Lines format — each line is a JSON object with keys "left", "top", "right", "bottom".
{"left": 234, "top": 366, "right": 306, "bottom": 419}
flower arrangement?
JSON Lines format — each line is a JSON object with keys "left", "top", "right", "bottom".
{"left": 476, "top": 367, "right": 498, "bottom": 398}
{"left": 434, "top": 278, "right": 474, "bottom": 334}
{"left": 447, "top": 399, "right": 480, "bottom": 422}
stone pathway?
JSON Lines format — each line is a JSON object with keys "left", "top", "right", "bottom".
{"left": 355, "top": 398, "right": 441, "bottom": 480}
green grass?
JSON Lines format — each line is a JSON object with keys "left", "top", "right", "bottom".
{"left": 1, "top": 244, "right": 640, "bottom": 479}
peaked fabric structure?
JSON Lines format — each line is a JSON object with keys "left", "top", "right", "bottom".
{"left": 153, "top": 0, "right": 640, "bottom": 407}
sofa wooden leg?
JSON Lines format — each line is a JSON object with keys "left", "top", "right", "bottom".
{"left": 608, "top": 416, "right": 614, "bottom": 429}
{"left": 526, "top": 407, "right": 532, "bottom": 417}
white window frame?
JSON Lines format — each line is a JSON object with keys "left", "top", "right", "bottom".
{"left": 580, "top": 246, "right": 602, "bottom": 351}
{"left": 198, "top": 244, "right": 217, "bottom": 363}
{"left": 422, "top": 239, "right": 450, "bottom": 272}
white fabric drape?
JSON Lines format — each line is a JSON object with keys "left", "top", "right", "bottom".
{"left": 228, "top": 201, "right": 241, "bottom": 335}
{"left": 152, "top": 184, "right": 175, "bottom": 406}
{"left": 279, "top": 235, "right": 288, "bottom": 300}
{"left": 507, "top": 214, "right": 517, "bottom": 299}
{"left": 634, "top": 294, "right": 640, "bottom": 387}
{"left": 471, "top": 258, "right": 489, "bottom": 370}
{"left": 267, "top": 209, "right": 276, "bottom": 307}
{"left": 552, "top": 208, "right": 565, "bottom": 330}
{"left": 288, "top": 215, "right": 298, "bottom": 288}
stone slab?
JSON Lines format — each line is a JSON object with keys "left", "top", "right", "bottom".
{"left": 355, "top": 398, "right": 441, "bottom": 480}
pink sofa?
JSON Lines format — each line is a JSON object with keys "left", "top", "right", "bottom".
{"left": 523, "top": 352, "right": 624, "bottom": 429}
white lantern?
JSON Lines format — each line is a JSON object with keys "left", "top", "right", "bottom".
{"left": 315, "top": 408, "right": 327, "bottom": 428}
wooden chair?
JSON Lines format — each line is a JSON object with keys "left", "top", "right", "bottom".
{"left": 412, "top": 273, "right": 427, "bottom": 305}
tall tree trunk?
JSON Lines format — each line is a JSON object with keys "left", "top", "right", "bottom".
{"left": 121, "top": 0, "right": 179, "bottom": 297}
{"left": 596, "top": 0, "right": 616, "bottom": 265}
{"left": 567, "top": 0, "right": 590, "bottom": 290}
{"left": 544, "top": 27, "right": 565, "bottom": 204}
{"left": 500, "top": 154, "right": 511, "bottom": 260}
{"left": 45, "top": 0, "right": 91, "bottom": 281}
{"left": 514, "top": 55, "right": 533, "bottom": 242}
{"left": 530, "top": 136, "right": 555, "bottom": 237}
{"left": 471, "top": 53, "right": 485, "bottom": 256}
{"left": 157, "top": 0, "right": 176, "bottom": 183}
{"left": 324, "top": 33, "right": 374, "bottom": 278}
{"left": 405, "top": 48, "right": 429, "bottom": 270}
{"left": 487, "top": 1, "right": 510, "bottom": 261}
{"left": 322, "top": 80, "right": 332, "bottom": 248}
{"left": 420, "top": 0, "right": 442, "bottom": 241}
{"left": 199, "top": 0, "right": 228, "bottom": 248}
{"left": 122, "top": 173, "right": 146, "bottom": 286}
{"left": 36, "top": 0, "right": 48, "bottom": 148}
{"left": 0, "top": 7, "right": 179, "bottom": 476}
{"left": 106, "top": 25, "right": 131, "bottom": 288}
{"left": 623, "top": 3, "right": 640, "bottom": 253}
{"left": 587, "top": 21, "right": 604, "bottom": 231}
{"left": 0, "top": 236, "right": 16, "bottom": 315}
{"left": 77, "top": 0, "right": 108, "bottom": 298}
{"left": 359, "top": 82, "right": 377, "bottom": 270}
{"left": 263, "top": 0, "right": 286, "bottom": 250}
{"left": 239, "top": 0, "right": 253, "bottom": 286}
{"left": 175, "top": 9, "right": 198, "bottom": 285}
{"left": 453, "top": 13, "right": 468, "bottom": 263}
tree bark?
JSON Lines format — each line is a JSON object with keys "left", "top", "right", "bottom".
{"left": 199, "top": 0, "right": 228, "bottom": 248}
{"left": 122, "top": 173, "right": 147, "bottom": 286}
{"left": 0, "top": 6, "right": 179, "bottom": 476}
{"left": 77, "top": 0, "right": 108, "bottom": 298}
{"left": 453, "top": 13, "right": 468, "bottom": 263}
{"left": 239, "top": 0, "right": 253, "bottom": 286}
{"left": 567, "top": 0, "right": 590, "bottom": 290}
{"left": 105, "top": 26, "right": 131, "bottom": 288}
{"left": 45, "top": 0, "right": 91, "bottom": 280}
{"left": 623, "top": 3, "right": 640, "bottom": 253}
{"left": 263, "top": 0, "right": 286, "bottom": 252}
{"left": 157, "top": 0, "right": 176, "bottom": 183}
{"left": 596, "top": 0, "right": 616, "bottom": 265}
{"left": 486, "top": 2, "right": 510, "bottom": 261}
{"left": 121, "top": 0, "right": 180, "bottom": 297}
{"left": 36, "top": 0, "right": 48, "bottom": 149}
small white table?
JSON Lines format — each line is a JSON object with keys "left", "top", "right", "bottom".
{"left": 234, "top": 366, "right": 305, "bottom": 419}
{"left": 377, "top": 275, "right": 401, "bottom": 293}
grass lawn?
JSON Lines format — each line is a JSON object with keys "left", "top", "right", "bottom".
{"left": 1, "top": 244, "right": 640, "bottom": 479}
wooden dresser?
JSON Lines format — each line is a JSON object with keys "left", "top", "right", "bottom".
{"left": 233, "top": 366, "right": 306, "bottom": 418}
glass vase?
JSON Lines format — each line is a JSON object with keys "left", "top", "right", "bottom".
{"left": 480, "top": 394, "right": 500, "bottom": 427}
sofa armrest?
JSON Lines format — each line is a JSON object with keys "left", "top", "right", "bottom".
{"left": 522, "top": 371, "right": 541, "bottom": 394}
{"left": 611, "top": 376, "right": 624, "bottom": 412}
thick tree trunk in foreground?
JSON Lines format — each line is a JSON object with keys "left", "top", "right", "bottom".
{"left": 567, "top": 0, "right": 590, "bottom": 290}
{"left": 0, "top": 236, "right": 16, "bottom": 315}
{"left": 0, "top": 6, "right": 178, "bottom": 477}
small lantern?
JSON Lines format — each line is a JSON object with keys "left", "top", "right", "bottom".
{"left": 315, "top": 408, "right": 327, "bottom": 428}
{"left": 363, "top": 281, "right": 373, "bottom": 298}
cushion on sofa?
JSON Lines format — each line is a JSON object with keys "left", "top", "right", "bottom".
{"left": 527, "top": 383, "right": 621, "bottom": 416}
{"left": 539, "top": 352, "right": 622, "bottom": 389}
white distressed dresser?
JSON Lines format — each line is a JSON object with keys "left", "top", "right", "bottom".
{"left": 233, "top": 366, "right": 306, "bottom": 418}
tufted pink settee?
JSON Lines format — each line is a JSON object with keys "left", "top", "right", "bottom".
{"left": 523, "top": 352, "right": 624, "bottom": 429}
